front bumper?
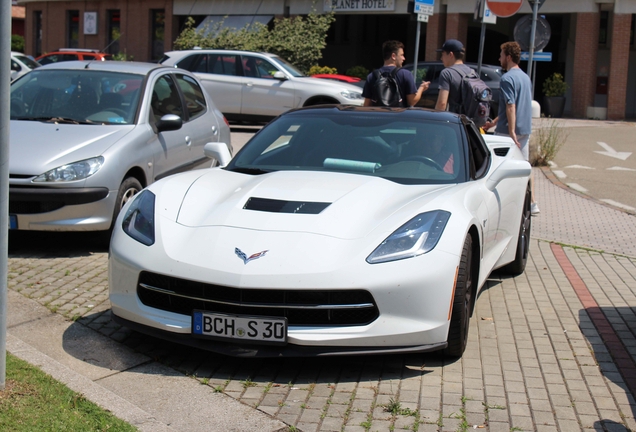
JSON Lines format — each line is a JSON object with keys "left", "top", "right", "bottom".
{"left": 109, "top": 220, "right": 461, "bottom": 357}
{"left": 9, "top": 186, "right": 116, "bottom": 231}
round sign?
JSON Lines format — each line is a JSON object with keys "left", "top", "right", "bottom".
{"left": 486, "top": 0, "right": 523, "bottom": 18}
{"left": 513, "top": 15, "right": 551, "bottom": 51}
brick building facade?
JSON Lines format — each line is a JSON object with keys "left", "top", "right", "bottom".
{"left": 17, "top": 0, "right": 636, "bottom": 119}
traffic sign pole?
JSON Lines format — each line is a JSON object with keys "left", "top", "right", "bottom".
{"left": 527, "top": 0, "right": 539, "bottom": 87}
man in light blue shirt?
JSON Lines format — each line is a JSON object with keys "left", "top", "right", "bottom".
{"left": 484, "top": 41, "right": 539, "bottom": 215}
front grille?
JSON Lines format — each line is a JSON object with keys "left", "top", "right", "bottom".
{"left": 137, "top": 271, "right": 379, "bottom": 326}
{"left": 9, "top": 201, "right": 65, "bottom": 214}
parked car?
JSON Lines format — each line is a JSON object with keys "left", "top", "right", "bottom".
{"left": 109, "top": 105, "right": 531, "bottom": 358}
{"left": 11, "top": 52, "right": 41, "bottom": 81}
{"left": 159, "top": 50, "right": 364, "bottom": 122}
{"left": 403, "top": 61, "right": 502, "bottom": 116}
{"left": 9, "top": 61, "right": 231, "bottom": 233}
{"left": 36, "top": 48, "right": 112, "bottom": 65}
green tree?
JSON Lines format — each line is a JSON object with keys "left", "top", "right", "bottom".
{"left": 11, "top": 34, "right": 25, "bottom": 52}
{"left": 173, "top": 9, "right": 334, "bottom": 74}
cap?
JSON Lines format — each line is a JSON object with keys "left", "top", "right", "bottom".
{"left": 436, "top": 39, "right": 465, "bottom": 53}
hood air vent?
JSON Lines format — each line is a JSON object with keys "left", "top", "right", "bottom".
{"left": 493, "top": 148, "right": 510, "bottom": 157}
{"left": 244, "top": 197, "right": 331, "bottom": 214}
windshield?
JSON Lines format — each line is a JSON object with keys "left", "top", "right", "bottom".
{"left": 14, "top": 55, "right": 41, "bottom": 69}
{"left": 227, "top": 110, "right": 466, "bottom": 185}
{"left": 10, "top": 69, "right": 144, "bottom": 125}
{"left": 270, "top": 56, "right": 304, "bottom": 77}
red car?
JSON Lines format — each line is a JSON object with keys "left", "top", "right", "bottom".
{"left": 36, "top": 48, "right": 112, "bottom": 65}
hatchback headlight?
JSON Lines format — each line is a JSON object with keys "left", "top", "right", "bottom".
{"left": 366, "top": 211, "right": 451, "bottom": 264}
{"left": 33, "top": 156, "right": 104, "bottom": 182}
{"left": 340, "top": 90, "right": 363, "bottom": 100}
{"left": 122, "top": 190, "right": 155, "bottom": 246}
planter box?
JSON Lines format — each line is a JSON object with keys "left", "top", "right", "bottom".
{"left": 586, "top": 106, "right": 607, "bottom": 120}
{"left": 543, "top": 96, "right": 566, "bottom": 118}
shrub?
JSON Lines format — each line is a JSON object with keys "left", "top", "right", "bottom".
{"left": 530, "top": 118, "right": 570, "bottom": 166}
{"left": 11, "top": 34, "right": 25, "bottom": 52}
{"left": 542, "top": 72, "right": 568, "bottom": 97}
{"left": 345, "top": 65, "right": 369, "bottom": 80}
{"left": 308, "top": 65, "right": 338, "bottom": 75}
{"left": 112, "top": 52, "right": 134, "bottom": 61}
{"left": 174, "top": 9, "right": 335, "bottom": 74}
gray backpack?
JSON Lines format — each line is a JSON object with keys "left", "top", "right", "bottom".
{"left": 449, "top": 66, "right": 492, "bottom": 127}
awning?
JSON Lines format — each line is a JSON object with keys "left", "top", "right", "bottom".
{"left": 196, "top": 15, "right": 273, "bottom": 36}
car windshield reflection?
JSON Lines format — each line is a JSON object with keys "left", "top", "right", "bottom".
{"left": 10, "top": 69, "right": 143, "bottom": 125}
{"left": 227, "top": 110, "right": 466, "bottom": 185}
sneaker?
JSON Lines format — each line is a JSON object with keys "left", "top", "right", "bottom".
{"left": 531, "top": 202, "right": 540, "bottom": 215}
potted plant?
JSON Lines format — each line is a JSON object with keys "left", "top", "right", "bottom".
{"left": 542, "top": 72, "right": 568, "bottom": 118}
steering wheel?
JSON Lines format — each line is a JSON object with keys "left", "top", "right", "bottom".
{"left": 403, "top": 155, "right": 443, "bottom": 171}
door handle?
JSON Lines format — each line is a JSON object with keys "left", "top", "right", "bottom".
{"left": 185, "top": 136, "right": 192, "bottom": 146}
{"left": 246, "top": 82, "right": 253, "bottom": 87}
{"left": 211, "top": 126, "right": 217, "bottom": 135}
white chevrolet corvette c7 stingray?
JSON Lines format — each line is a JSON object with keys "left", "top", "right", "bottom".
{"left": 109, "top": 105, "right": 532, "bottom": 358}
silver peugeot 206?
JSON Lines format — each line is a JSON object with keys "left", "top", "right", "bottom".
{"left": 9, "top": 60, "right": 231, "bottom": 233}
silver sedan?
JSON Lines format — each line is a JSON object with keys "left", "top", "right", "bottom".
{"left": 9, "top": 61, "right": 231, "bottom": 232}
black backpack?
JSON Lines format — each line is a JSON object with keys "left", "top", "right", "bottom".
{"left": 449, "top": 66, "right": 492, "bottom": 127}
{"left": 371, "top": 67, "right": 404, "bottom": 107}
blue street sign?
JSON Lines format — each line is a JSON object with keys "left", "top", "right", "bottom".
{"left": 521, "top": 51, "right": 552, "bottom": 62}
{"left": 414, "top": 0, "right": 434, "bottom": 13}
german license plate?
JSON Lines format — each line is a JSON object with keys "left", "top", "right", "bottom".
{"left": 9, "top": 214, "right": 17, "bottom": 230}
{"left": 192, "top": 311, "right": 287, "bottom": 344}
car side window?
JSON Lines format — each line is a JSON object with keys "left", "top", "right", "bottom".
{"left": 150, "top": 75, "right": 184, "bottom": 123}
{"left": 176, "top": 54, "right": 200, "bottom": 72}
{"left": 465, "top": 123, "right": 490, "bottom": 179}
{"left": 11, "top": 60, "right": 21, "bottom": 72}
{"left": 209, "top": 54, "right": 237, "bottom": 76}
{"left": 242, "top": 56, "right": 277, "bottom": 79}
{"left": 175, "top": 74, "right": 207, "bottom": 121}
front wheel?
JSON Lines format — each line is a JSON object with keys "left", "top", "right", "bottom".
{"left": 444, "top": 235, "right": 474, "bottom": 358}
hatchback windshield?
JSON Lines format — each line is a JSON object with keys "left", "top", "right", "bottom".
{"left": 228, "top": 109, "right": 466, "bottom": 185}
{"left": 10, "top": 69, "right": 144, "bottom": 125}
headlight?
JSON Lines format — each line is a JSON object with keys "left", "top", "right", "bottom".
{"left": 340, "top": 90, "right": 363, "bottom": 100}
{"left": 33, "top": 156, "right": 104, "bottom": 182}
{"left": 366, "top": 210, "right": 451, "bottom": 264}
{"left": 122, "top": 190, "right": 155, "bottom": 246}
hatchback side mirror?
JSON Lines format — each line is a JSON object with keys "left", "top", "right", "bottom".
{"left": 156, "top": 114, "right": 182, "bottom": 133}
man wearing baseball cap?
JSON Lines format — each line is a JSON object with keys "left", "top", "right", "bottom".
{"left": 434, "top": 39, "right": 473, "bottom": 113}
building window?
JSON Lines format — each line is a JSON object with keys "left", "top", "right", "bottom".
{"left": 107, "top": 10, "right": 121, "bottom": 54}
{"left": 599, "top": 11, "right": 609, "bottom": 45}
{"left": 151, "top": 9, "right": 165, "bottom": 61}
{"left": 67, "top": 10, "right": 79, "bottom": 48}
{"left": 33, "top": 11, "right": 42, "bottom": 57}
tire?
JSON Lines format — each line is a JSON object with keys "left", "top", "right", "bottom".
{"left": 112, "top": 177, "right": 142, "bottom": 227}
{"left": 500, "top": 185, "right": 532, "bottom": 276}
{"left": 444, "top": 235, "right": 474, "bottom": 358}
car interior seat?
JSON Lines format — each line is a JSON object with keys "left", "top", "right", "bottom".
{"left": 66, "top": 84, "right": 99, "bottom": 119}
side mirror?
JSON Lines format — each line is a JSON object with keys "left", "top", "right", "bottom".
{"left": 11, "top": 63, "right": 21, "bottom": 72}
{"left": 486, "top": 159, "right": 531, "bottom": 191}
{"left": 156, "top": 114, "right": 182, "bottom": 133}
{"left": 273, "top": 71, "right": 287, "bottom": 80}
{"left": 204, "top": 142, "right": 232, "bottom": 167}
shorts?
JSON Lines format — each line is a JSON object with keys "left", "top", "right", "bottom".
{"left": 495, "top": 132, "right": 530, "bottom": 161}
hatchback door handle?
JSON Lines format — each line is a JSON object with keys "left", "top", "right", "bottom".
{"left": 185, "top": 136, "right": 192, "bottom": 146}
{"left": 211, "top": 126, "right": 217, "bottom": 135}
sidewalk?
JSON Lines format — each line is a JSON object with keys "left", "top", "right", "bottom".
{"left": 5, "top": 155, "right": 636, "bottom": 431}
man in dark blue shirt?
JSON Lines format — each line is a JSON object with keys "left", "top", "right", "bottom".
{"left": 363, "top": 40, "right": 429, "bottom": 107}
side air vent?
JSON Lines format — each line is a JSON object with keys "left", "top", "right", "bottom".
{"left": 244, "top": 197, "right": 331, "bottom": 214}
{"left": 493, "top": 148, "right": 509, "bottom": 157}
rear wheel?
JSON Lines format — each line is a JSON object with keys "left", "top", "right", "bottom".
{"left": 500, "top": 185, "right": 532, "bottom": 275}
{"left": 444, "top": 235, "right": 474, "bottom": 358}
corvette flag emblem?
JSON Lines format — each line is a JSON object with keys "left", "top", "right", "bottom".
{"left": 235, "top": 248, "right": 269, "bottom": 264}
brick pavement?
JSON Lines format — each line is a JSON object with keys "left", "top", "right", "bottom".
{"left": 7, "top": 165, "right": 636, "bottom": 431}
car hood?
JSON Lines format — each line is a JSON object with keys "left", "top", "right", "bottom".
{"left": 293, "top": 76, "right": 363, "bottom": 93}
{"left": 10, "top": 121, "right": 134, "bottom": 175}
{"left": 170, "top": 169, "right": 454, "bottom": 240}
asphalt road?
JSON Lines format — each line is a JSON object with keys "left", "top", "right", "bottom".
{"left": 543, "top": 118, "right": 636, "bottom": 213}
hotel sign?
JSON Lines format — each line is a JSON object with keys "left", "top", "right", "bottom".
{"left": 324, "top": 0, "right": 395, "bottom": 12}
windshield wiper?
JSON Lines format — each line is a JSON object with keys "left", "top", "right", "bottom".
{"left": 228, "top": 167, "right": 271, "bottom": 175}
{"left": 12, "top": 116, "right": 98, "bottom": 125}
